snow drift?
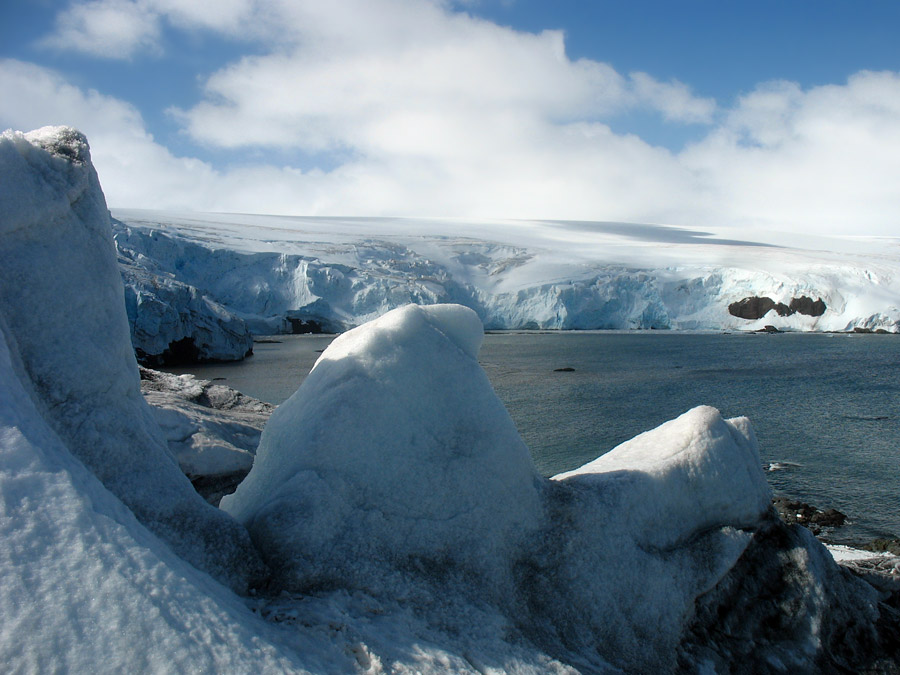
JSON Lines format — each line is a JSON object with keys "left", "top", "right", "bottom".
{"left": 0, "top": 127, "right": 263, "bottom": 592}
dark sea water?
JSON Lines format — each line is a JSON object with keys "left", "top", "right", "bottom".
{"left": 168, "top": 331, "right": 900, "bottom": 544}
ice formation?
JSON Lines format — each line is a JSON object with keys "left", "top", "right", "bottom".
{"left": 222, "top": 304, "right": 544, "bottom": 594}
{"left": 0, "top": 127, "right": 263, "bottom": 592}
{"left": 119, "top": 250, "right": 255, "bottom": 364}
{"left": 139, "top": 367, "right": 273, "bottom": 503}
{"left": 2, "top": 126, "right": 897, "bottom": 673}
{"left": 223, "top": 303, "right": 783, "bottom": 671}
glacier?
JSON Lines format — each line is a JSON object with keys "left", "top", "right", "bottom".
{"left": 2, "top": 126, "right": 899, "bottom": 673}
{"left": 111, "top": 208, "right": 900, "bottom": 362}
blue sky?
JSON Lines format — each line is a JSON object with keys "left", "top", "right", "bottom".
{"left": 1, "top": 1, "right": 899, "bottom": 235}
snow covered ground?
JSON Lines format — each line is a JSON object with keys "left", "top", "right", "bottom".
{"left": 112, "top": 208, "right": 900, "bottom": 357}
{"left": 3, "top": 126, "right": 899, "bottom": 673}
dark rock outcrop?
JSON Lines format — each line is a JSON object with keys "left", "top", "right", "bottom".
{"left": 729, "top": 295, "right": 827, "bottom": 320}
{"left": 790, "top": 295, "right": 827, "bottom": 317}
{"left": 773, "top": 496, "right": 847, "bottom": 534}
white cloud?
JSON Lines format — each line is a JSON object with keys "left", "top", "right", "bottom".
{"left": 682, "top": 70, "right": 900, "bottom": 234}
{"left": 16, "top": 1, "right": 900, "bottom": 235}
{"left": 39, "top": 0, "right": 162, "bottom": 59}
{"left": 629, "top": 71, "right": 716, "bottom": 124}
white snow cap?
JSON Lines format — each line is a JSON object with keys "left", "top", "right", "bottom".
{"left": 222, "top": 303, "right": 541, "bottom": 592}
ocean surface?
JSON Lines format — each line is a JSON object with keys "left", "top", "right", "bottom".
{"left": 167, "top": 331, "right": 900, "bottom": 544}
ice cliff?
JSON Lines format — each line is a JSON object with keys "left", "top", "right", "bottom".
{"left": 2, "top": 126, "right": 898, "bottom": 673}
{"left": 111, "top": 210, "right": 900, "bottom": 349}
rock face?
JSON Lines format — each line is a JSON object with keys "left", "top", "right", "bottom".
{"left": 117, "top": 231, "right": 255, "bottom": 364}
{"left": 729, "top": 295, "right": 827, "bottom": 320}
{"left": 0, "top": 127, "right": 264, "bottom": 592}
{"left": 773, "top": 496, "right": 848, "bottom": 534}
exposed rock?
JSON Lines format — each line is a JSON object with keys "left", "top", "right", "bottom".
{"left": 864, "top": 539, "right": 900, "bottom": 556}
{"left": 140, "top": 367, "right": 273, "bottom": 504}
{"left": 729, "top": 295, "right": 828, "bottom": 321}
{"left": 729, "top": 296, "right": 788, "bottom": 319}
{"left": 773, "top": 496, "right": 847, "bottom": 534}
{"left": 789, "top": 295, "right": 827, "bottom": 317}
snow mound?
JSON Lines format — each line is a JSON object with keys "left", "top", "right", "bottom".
{"left": 222, "top": 303, "right": 542, "bottom": 593}
{"left": 0, "top": 127, "right": 263, "bottom": 592}
{"left": 530, "top": 407, "right": 772, "bottom": 671}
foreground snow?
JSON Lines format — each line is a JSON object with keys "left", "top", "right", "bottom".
{"left": 2, "top": 126, "right": 899, "bottom": 673}
{"left": 111, "top": 209, "right": 900, "bottom": 349}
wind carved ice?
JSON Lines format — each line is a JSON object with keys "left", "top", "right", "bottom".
{"left": 223, "top": 302, "right": 775, "bottom": 671}
{"left": 0, "top": 126, "right": 264, "bottom": 592}
{"left": 222, "top": 304, "right": 544, "bottom": 594}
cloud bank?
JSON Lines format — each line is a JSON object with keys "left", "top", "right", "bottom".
{"left": 6, "top": 0, "right": 900, "bottom": 235}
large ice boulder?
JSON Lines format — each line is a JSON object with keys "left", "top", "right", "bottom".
{"left": 0, "top": 127, "right": 263, "bottom": 592}
{"left": 222, "top": 303, "right": 544, "bottom": 593}
{"left": 0, "top": 322, "right": 321, "bottom": 672}
{"left": 527, "top": 407, "right": 773, "bottom": 672}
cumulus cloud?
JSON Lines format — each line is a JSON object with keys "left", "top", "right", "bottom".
{"left": 682, "top": 71, "right": 900, "bottom": 233}
{"left": 39, "top": 0, "right": 162, "bottom": 59}
{"left": 14, "top": 0, "right": 900, "bottom": 235}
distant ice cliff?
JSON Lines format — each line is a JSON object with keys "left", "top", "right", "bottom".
{"left": 111, "top": 209, "right": 900, "bottom": 363}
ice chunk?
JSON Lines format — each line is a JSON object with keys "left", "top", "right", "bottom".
{"left": 554, "top": 406, "right": 772, "bottom": 549}
{"left": 0, "top": 127, "right": 263, "bottom": 592}
{"left": 527, "top": 406, "right": 773, "bottom": 672}
{"left": 222, "top": 303, "right": 542, "bottom": 593}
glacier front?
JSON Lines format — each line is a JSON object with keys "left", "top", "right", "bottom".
{"left": 111, "top": 209, "right": 900, "bottom": 352}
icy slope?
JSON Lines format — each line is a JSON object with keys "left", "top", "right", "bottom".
{"left": 112, "top": 209, "right": 900, "bottom": 336}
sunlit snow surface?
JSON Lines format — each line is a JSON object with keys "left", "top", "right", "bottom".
{"left": 112, "top": 208, "right": 900, "bottom": 335}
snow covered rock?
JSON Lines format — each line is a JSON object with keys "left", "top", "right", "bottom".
{"left": 116, "top": 228, "right": 255, "bottom": 364}
{"left": 0, "top": 127, "right": 264, "bottom": 592}
{"left": 222, "top": 303, "right": 544, "bottom": 594}
{"left": 524, "top": 407, "right": 772, "bottom": 672}
{"left": 140, "top": 367, "right": 273, "bottom": 504}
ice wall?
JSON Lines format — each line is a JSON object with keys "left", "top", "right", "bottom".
{"left": 112, "top": 213, "right": 900, "bottom": 335}
{"left": 0, "top": 127, "right": 263, "bottom": 592}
